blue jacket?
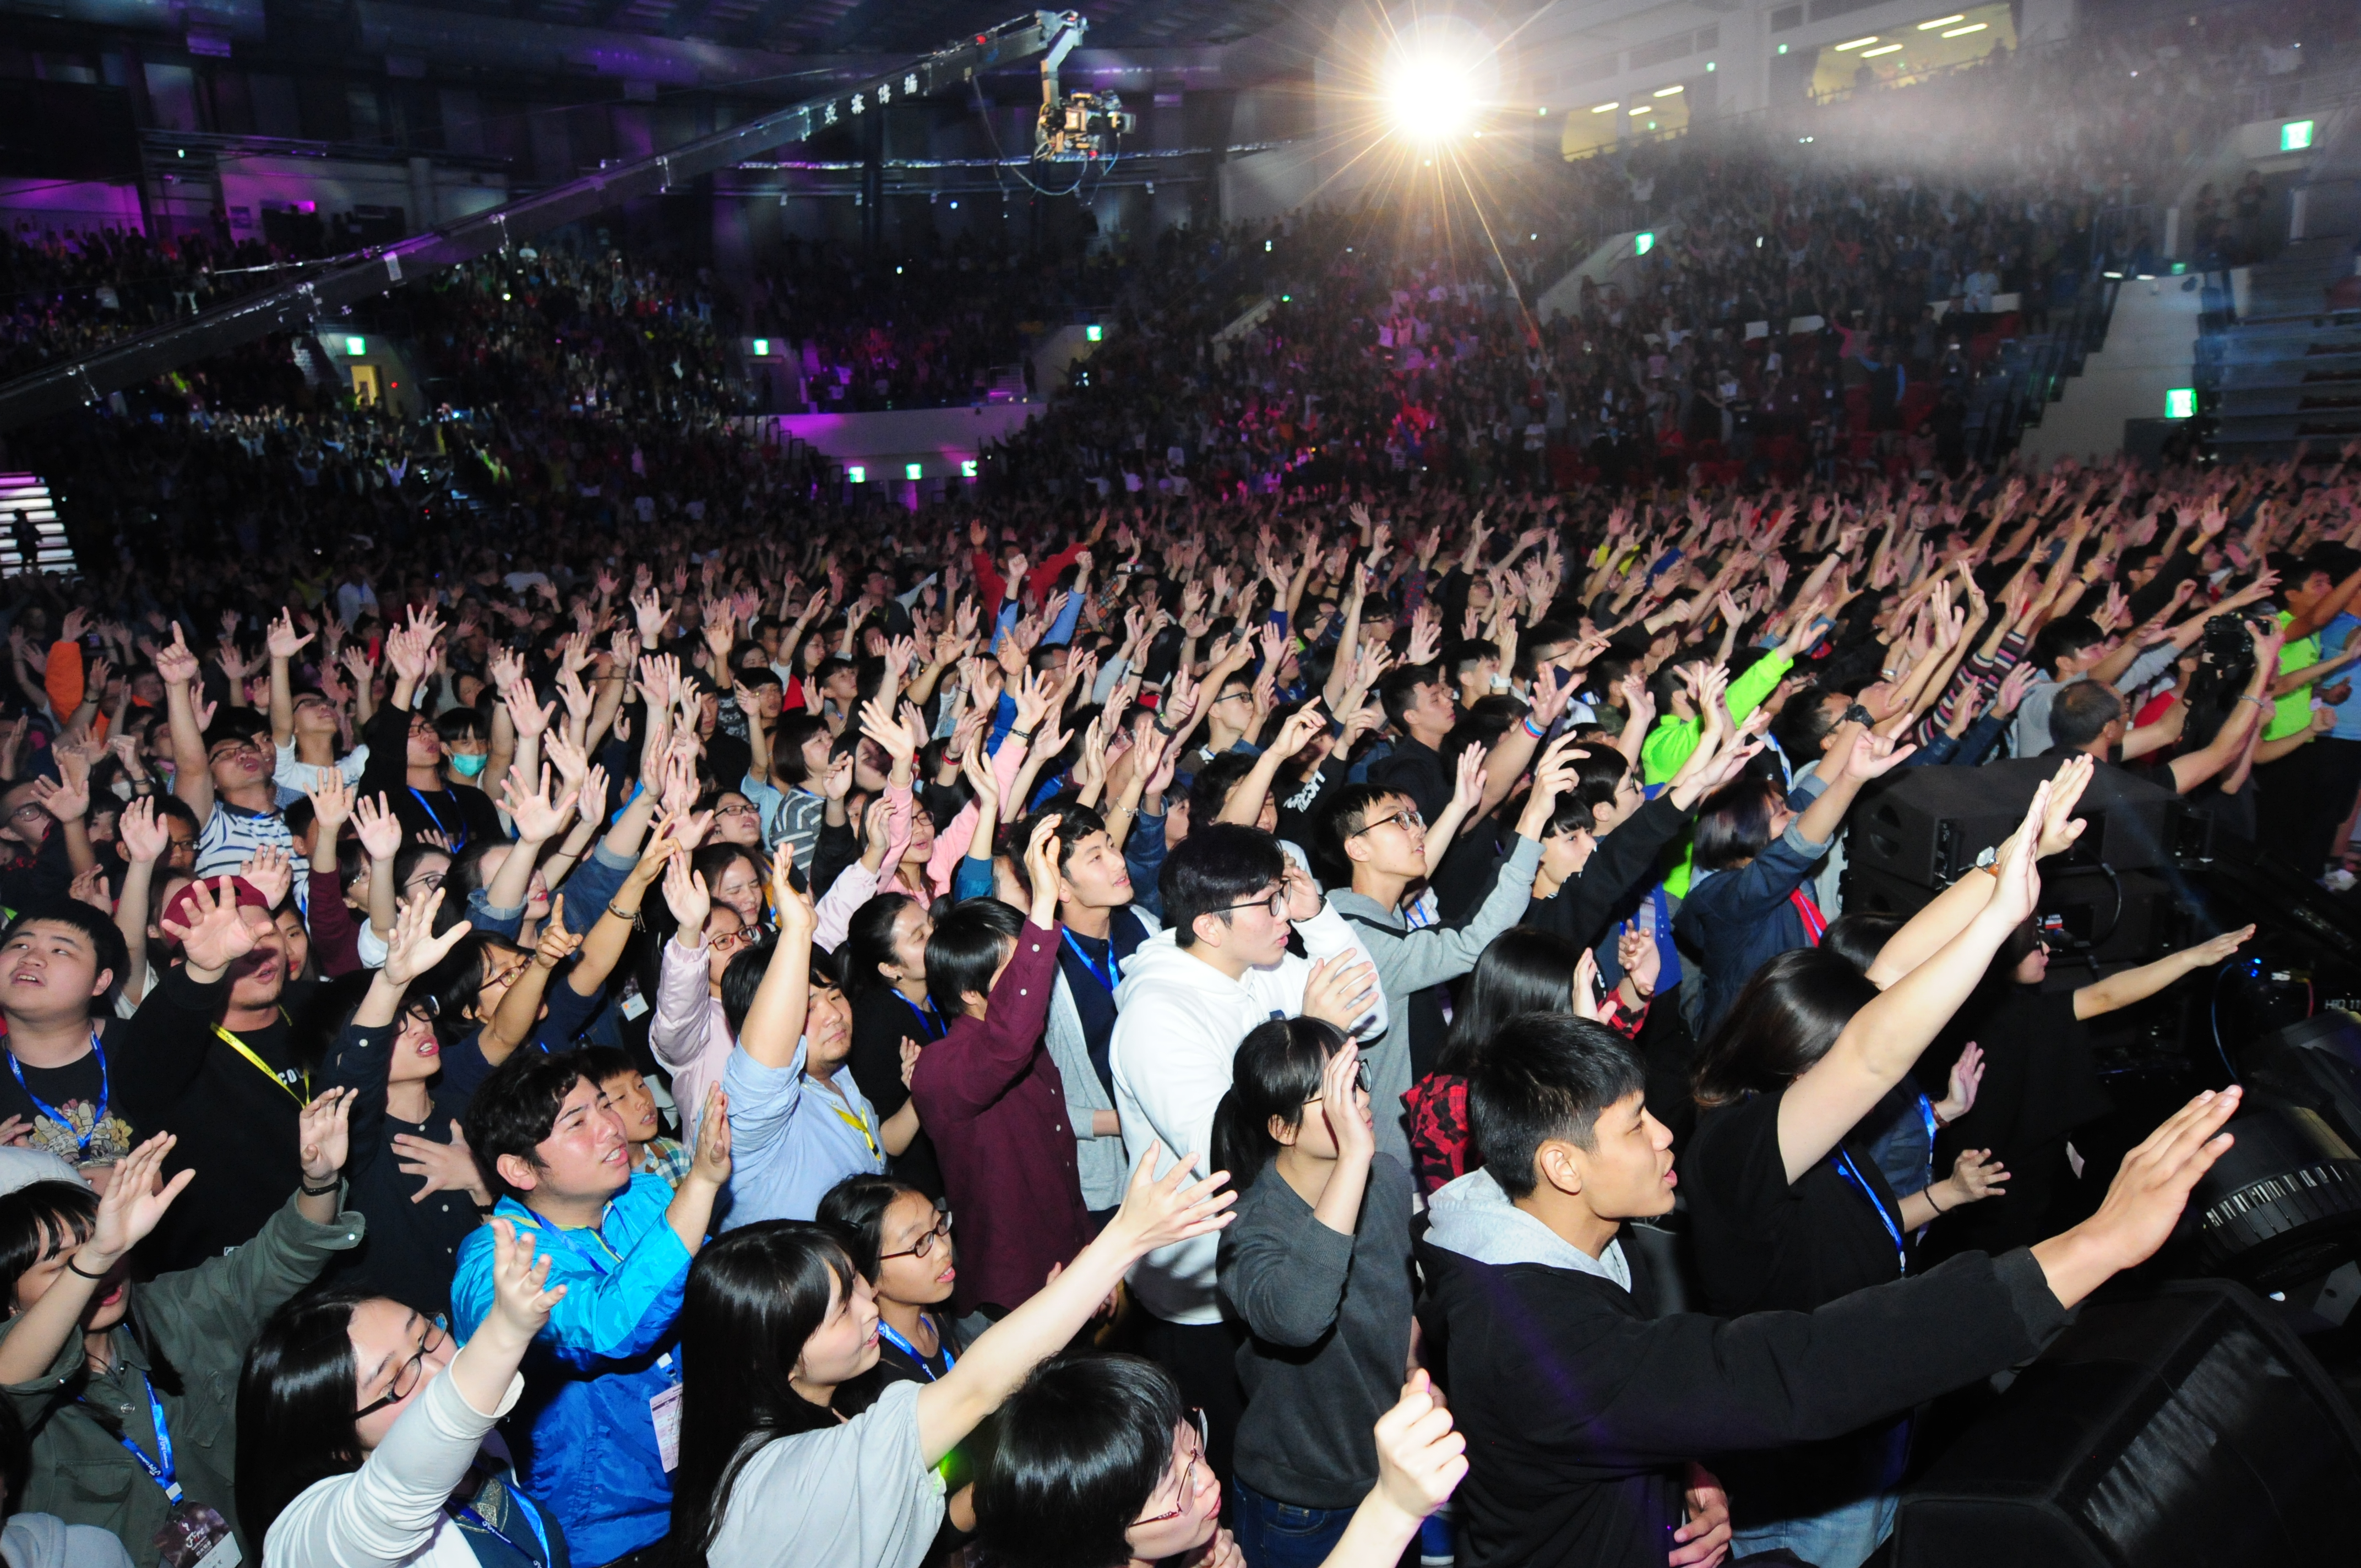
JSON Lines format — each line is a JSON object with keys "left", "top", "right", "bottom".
{"left": 452, "top": 1173, "right": 690, "bottom": 1565}
{"left": 1674, "top": 819, "right": 1837, "bottom": 1035}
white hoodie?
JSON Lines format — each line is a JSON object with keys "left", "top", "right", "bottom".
{"left": 1109, "top": 901, "right": 1387, "bottom": 1324}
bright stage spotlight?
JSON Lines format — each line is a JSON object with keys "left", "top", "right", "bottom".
{"left": 1379, "top": 18, "right": 1498, "bottom": 143}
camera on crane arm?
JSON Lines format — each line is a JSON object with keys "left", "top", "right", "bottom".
{"left": 1031, "top": 9, "right": 1134, "bottom": 162}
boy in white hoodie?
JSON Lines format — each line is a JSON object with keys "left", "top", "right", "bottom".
{"left": 1109, "top": 821, "right": 1385, "bottom": 1480}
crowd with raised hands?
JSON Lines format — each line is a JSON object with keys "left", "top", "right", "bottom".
{"left": 0, "top": 426, "right": 2333, "bottom": 1568}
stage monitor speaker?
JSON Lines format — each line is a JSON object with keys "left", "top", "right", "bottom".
{"left": 1843, "top": 863, "right": 2183, "bottom": 965}
{"left": 1849, "top": 756, "right": 2179, "bottom": 888}
{"left": 1887, "top": 1279, "right": 2361, "bottom": 1568}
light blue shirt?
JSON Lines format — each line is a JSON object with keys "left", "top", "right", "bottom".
{"left": 2326, "top": 614, "right": 2361, "bottom": 741}
{"left": 721, "top": 1038, "right": 888, "bottom": 1226}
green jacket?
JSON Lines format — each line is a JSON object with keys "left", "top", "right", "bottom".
{"left": 1640, "top": 650, "right": 1793, "bottom": 898}
{"left": 1, "top": 1194, "right": 364, "bottom": 1565}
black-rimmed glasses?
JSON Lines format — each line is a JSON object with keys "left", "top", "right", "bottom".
{"left": 1211, "top": 888, "right": 1288, "bottom": 919}
{"left": 355, "top": 1317, "right": 447, "bottom": 1419}
{"left": 1348, "top": 807, "right": 1424, "bottom": 839}
{"left": 879, "top": 1206, "right": 954, "bottom": 1261}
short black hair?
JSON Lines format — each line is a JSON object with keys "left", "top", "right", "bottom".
{"left": 1467, "top": 1012, "right": 1647, "bottom": 1199}
{"left": 1691, "top": 777, "right": 1784, "bottom": 872}
{"left": 2030, "top": 614, "right": 2105, "bottom": 677}
{"left": 463, "top": 1048, "right": 598, "bottom": 1201}
{"left": 1158, "top": 823, "right": 1285, "bottom": 949}
{"left": 1378, "top": 663, "right": 1438, "bottom": 732}
{"left": 434, "top": 707, "right": 489, "bottom": 744}
{"left": 1184, "top": 752, "right": 1258, "bottom": 827}
{"left": 1315, "top": 781, "right": 1400, "bottom": 874}
{"left": 772, "top": 714, "right": 833, "bottom": 787}
{"left": 925, "top": 896, "right": 1026, "bottom": 1015}
{"left": 0, "top": 902, "right": 129, "bottom": 1010}
{"left": 2050, "top": 680, "right": 2124, "bottom": 750}
{"left": 720, "top": 938, "right": 841, "bottom": 1038}
{"left": 1025, "top": 802, "right": 1109, "bottom": 881}
{"left": 976, "top": 1354, "right": 1186, "bottom": 1568}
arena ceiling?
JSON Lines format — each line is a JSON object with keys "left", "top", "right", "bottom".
{"left": 409, "top": 0, "right": 1311, "bottom": 57}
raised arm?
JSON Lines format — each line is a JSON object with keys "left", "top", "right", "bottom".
{"left": 2074, "top": 924, "right": 2254, "bottom": 1019}
{"left": 1775, "top": 783, "right": 2048, "bottom": 1184}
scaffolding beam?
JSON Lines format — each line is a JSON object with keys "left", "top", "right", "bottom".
{"left": 0, "top": 10, "right": 1076, "bottom": 433}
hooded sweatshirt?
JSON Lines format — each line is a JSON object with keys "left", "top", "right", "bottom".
{"left": 1416, "top": 1168, "right": 2071, "bottom": 1568}
{"left": 1109, "top": 902, "right": 1386, "bottom": 1325}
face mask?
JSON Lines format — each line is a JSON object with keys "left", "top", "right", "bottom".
{"left": 449, "top": 753, "right": 489, "bottom": 778}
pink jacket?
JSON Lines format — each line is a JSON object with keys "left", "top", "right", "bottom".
{"left": 649, "top": 933, "right": 733, "bottom": 1144}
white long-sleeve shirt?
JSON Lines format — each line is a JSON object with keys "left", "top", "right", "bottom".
{"left": 265, "top": 1366, "right": 525, "bottom": 1568}
{"left": 1109, "top": 901, "right": 1385, "bottom": 1324}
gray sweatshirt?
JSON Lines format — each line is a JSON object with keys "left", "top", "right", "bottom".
{"left": 1216, "top": 1153, "right": 1416, "bottom": 1510}
{"left": 1327, "top": 834, "right": 1543, "bottom": 1163}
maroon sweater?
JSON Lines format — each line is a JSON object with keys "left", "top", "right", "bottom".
{"left": 909, "top": 921, "right": 1093, "bottom": 1316}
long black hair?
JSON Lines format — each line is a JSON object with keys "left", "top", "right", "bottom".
{"left": 665, "top": 1221, "right": 860, "bottom": 1568}
{"left": 1690, "top": 946, "right": 1879, "bottom": 1108}
{"left": 1437, "top": 927, "right": 1582, "bottom": 1076}
{"left": 840, "top": 893, "right": 921, "bottom": 999}
{"left": 233, "top": 1290, "right": 376, "bottom": 1545}
{"left": 975, "top": 1354, "right": 1186, "bottom": 1568}
{"left": 1208, "top": 1017, "right": 1346, "bottom": 1194}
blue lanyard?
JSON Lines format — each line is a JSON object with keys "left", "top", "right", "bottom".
{"left": 508, "top": 1205, "right": 622, "bottom": 1277}
{"left": 1834, "top": 1148, "right": 1907, "bottom": 1277}
{"left": 1916, "top": 1092, "right": 1939, "bottom": 1190}
{"left": 1059, "top": 928, "right": 1120, "bottom": 994}
{"left": 874, "top": 1316, "right": 955, "bottom": 1381}
{"left": 409, "top": 787, "right": 469, "bottom": 853}
{"left": 457, "top": 1494, "right": 553, "bottom": 1566}
{"left": 895, "top": 992, "right": 944, "bottom": 1042}
{"left": 7, "top": 1032, "right": 107, "bottom": 1153}
{"left": 89, "top": 1373, "right": 179, "bottom": 1504}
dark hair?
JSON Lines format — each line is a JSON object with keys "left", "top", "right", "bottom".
{"left": 1769, "top": 684, "right": 1841, "bottom": 765}
{"left": 667, "top": 1223, "right": 861, "bottom": 1566}
{"left": 814, "top": 1172, "right": 925, "bottom": 1281}
{"left": 1467, "top": 1014, "right": 1647, "bottom": 1199}
{"left": 234, "top": 1291, "right": 375, "bottom": 1543}
{"left": 434, "top": 707, "right": 489, "bottom": 745}
{"left": 1027, "top": 803, "right": 1111, "bottom": 882}
{"left": 0, "top": 1181, "right": 182, "bottom": 1396}
{"left": 720, "top": 939, "right": 840, "bottom": 1038}
{"left": 1184, "top": 752, "right": 1258, "bottom": 828}
{"left": 925, "top": 897, "right": 1026, "bottom": 1016}
{"left": 1690, "top": 946, "right": 1880, "bottom": 1108}
{"left": 2049, "top": 680, "right": 2123, "bottom": 750}
{"left": 1819, "top": 912, "right": 1902, "bottom": 976}
{"left": 1696, "top": 774, "right": 1792, "bottom": 872}
{"left": 1158, "top": 824, "right": 1285, "bottom": 950}
{"left": 975, "top": 1354, "right": 1186, "bottom": 1568}
{"left": 771, "top": 714, "right": 834, "bottom": 787}
{"left": 463, "top": 1048, "right": 597, "bottom": 1201}
{"left": 1209, "top": 1017, "right": 1346, "bottom": 1193}
{"left": 1438, "top": 927, "right": 1582, "bottom": 1077}
{"left": 841, "top": 893, "right": 921, "bottom": 998}
{"left": 1378, "top": 664, "right": 1438, "bottom": 732}
{"left": 1314, "top": 782, "right": 1399, "bottom": 875}
{"left": 577, "top": 1044, "right": 643, "bottom": 1085}
{"left": 2030, "top": 614, "right": 2104, "bottom": 678}
{"left": 0, "top": 902, "right": 129, "bottom": 1011}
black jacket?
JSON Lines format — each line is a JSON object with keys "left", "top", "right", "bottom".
{"left": 1415, "top": 1222, "right": 2068, "bottom": 1568}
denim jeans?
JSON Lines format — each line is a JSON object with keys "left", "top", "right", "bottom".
{"left": 1728, "top": 1415, "right": 1910, "bottom": 1568}
{"left": 1232, "top": 1478, "right": 1354, "bottom": 1568}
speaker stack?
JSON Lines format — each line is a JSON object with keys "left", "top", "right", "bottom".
{"left": 1886, "top": 1280, "right": 2361, "bottom": 1566}
{"left": 1843, "top": 756, "right": 2185, "bottom": 964}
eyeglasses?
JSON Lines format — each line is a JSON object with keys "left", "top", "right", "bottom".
{"left": 879, "top": 1206, "right": 954, "bottom": 1261}
{"left": 1348, "top": 807, "right": 1424, "bottom": 839}
{"left": 1305, "top": 1059, "right": 1372, "bottom": 1102}
{"left": 207, "top": 740, "right": 263, "bottom": 763}
{"left": 716, "top": 801, "right": 759, "bottom": 817}
{"left": 709, "top": 925, "right": 755, "bottom": 954}
{"left": 8, "top": 803, "right": 45, "bottom": 823}
{"left": 1134, "top": 1409, "right": 1212, "bottom": 1527}
{"left": 1211, "top": 888, "right": 1288, "bottom": 919}
{"left": 355, "top": 1317, "right": 447, "bottom": 1419}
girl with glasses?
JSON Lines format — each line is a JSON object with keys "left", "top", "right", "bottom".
{"left": 236, "top": 1218, "right": 568, "bottom": 1567}
{"left": 974, "top": 1352, "right": 1466, "bottom": 1568}
{"left": 1207, "top": 1019, "right": 1413, "bottom": 1568}
{"left": 662, "top": 1142, "right": 1234, "bottom": 1568}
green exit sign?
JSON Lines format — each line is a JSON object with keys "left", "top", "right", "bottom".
{"left": 2282, "top": 119, "right": 2315, "bottom": 151}
{"left": 2164, "top": 388, "right": 2196, "bottom": 420}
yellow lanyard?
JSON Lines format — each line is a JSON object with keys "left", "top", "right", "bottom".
{"left": 824, "top": 1099, "right": 879, "bottom": 1158}
{"left": 213, "top": 1020, "right": 308, "bottom": 1106}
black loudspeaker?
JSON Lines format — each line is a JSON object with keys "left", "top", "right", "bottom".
{"left": 1843, "top": 863, "right": 2183, "bottom": 965}
{"left": 2179, "top": 1012, "right": 2361, "bottom": 1288}
{"left": 1889, "top": 1280, "right": 2361, "bottom": 1567}
{"left": 1848, "top": 757, "right": 2180, "bottom": 888}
